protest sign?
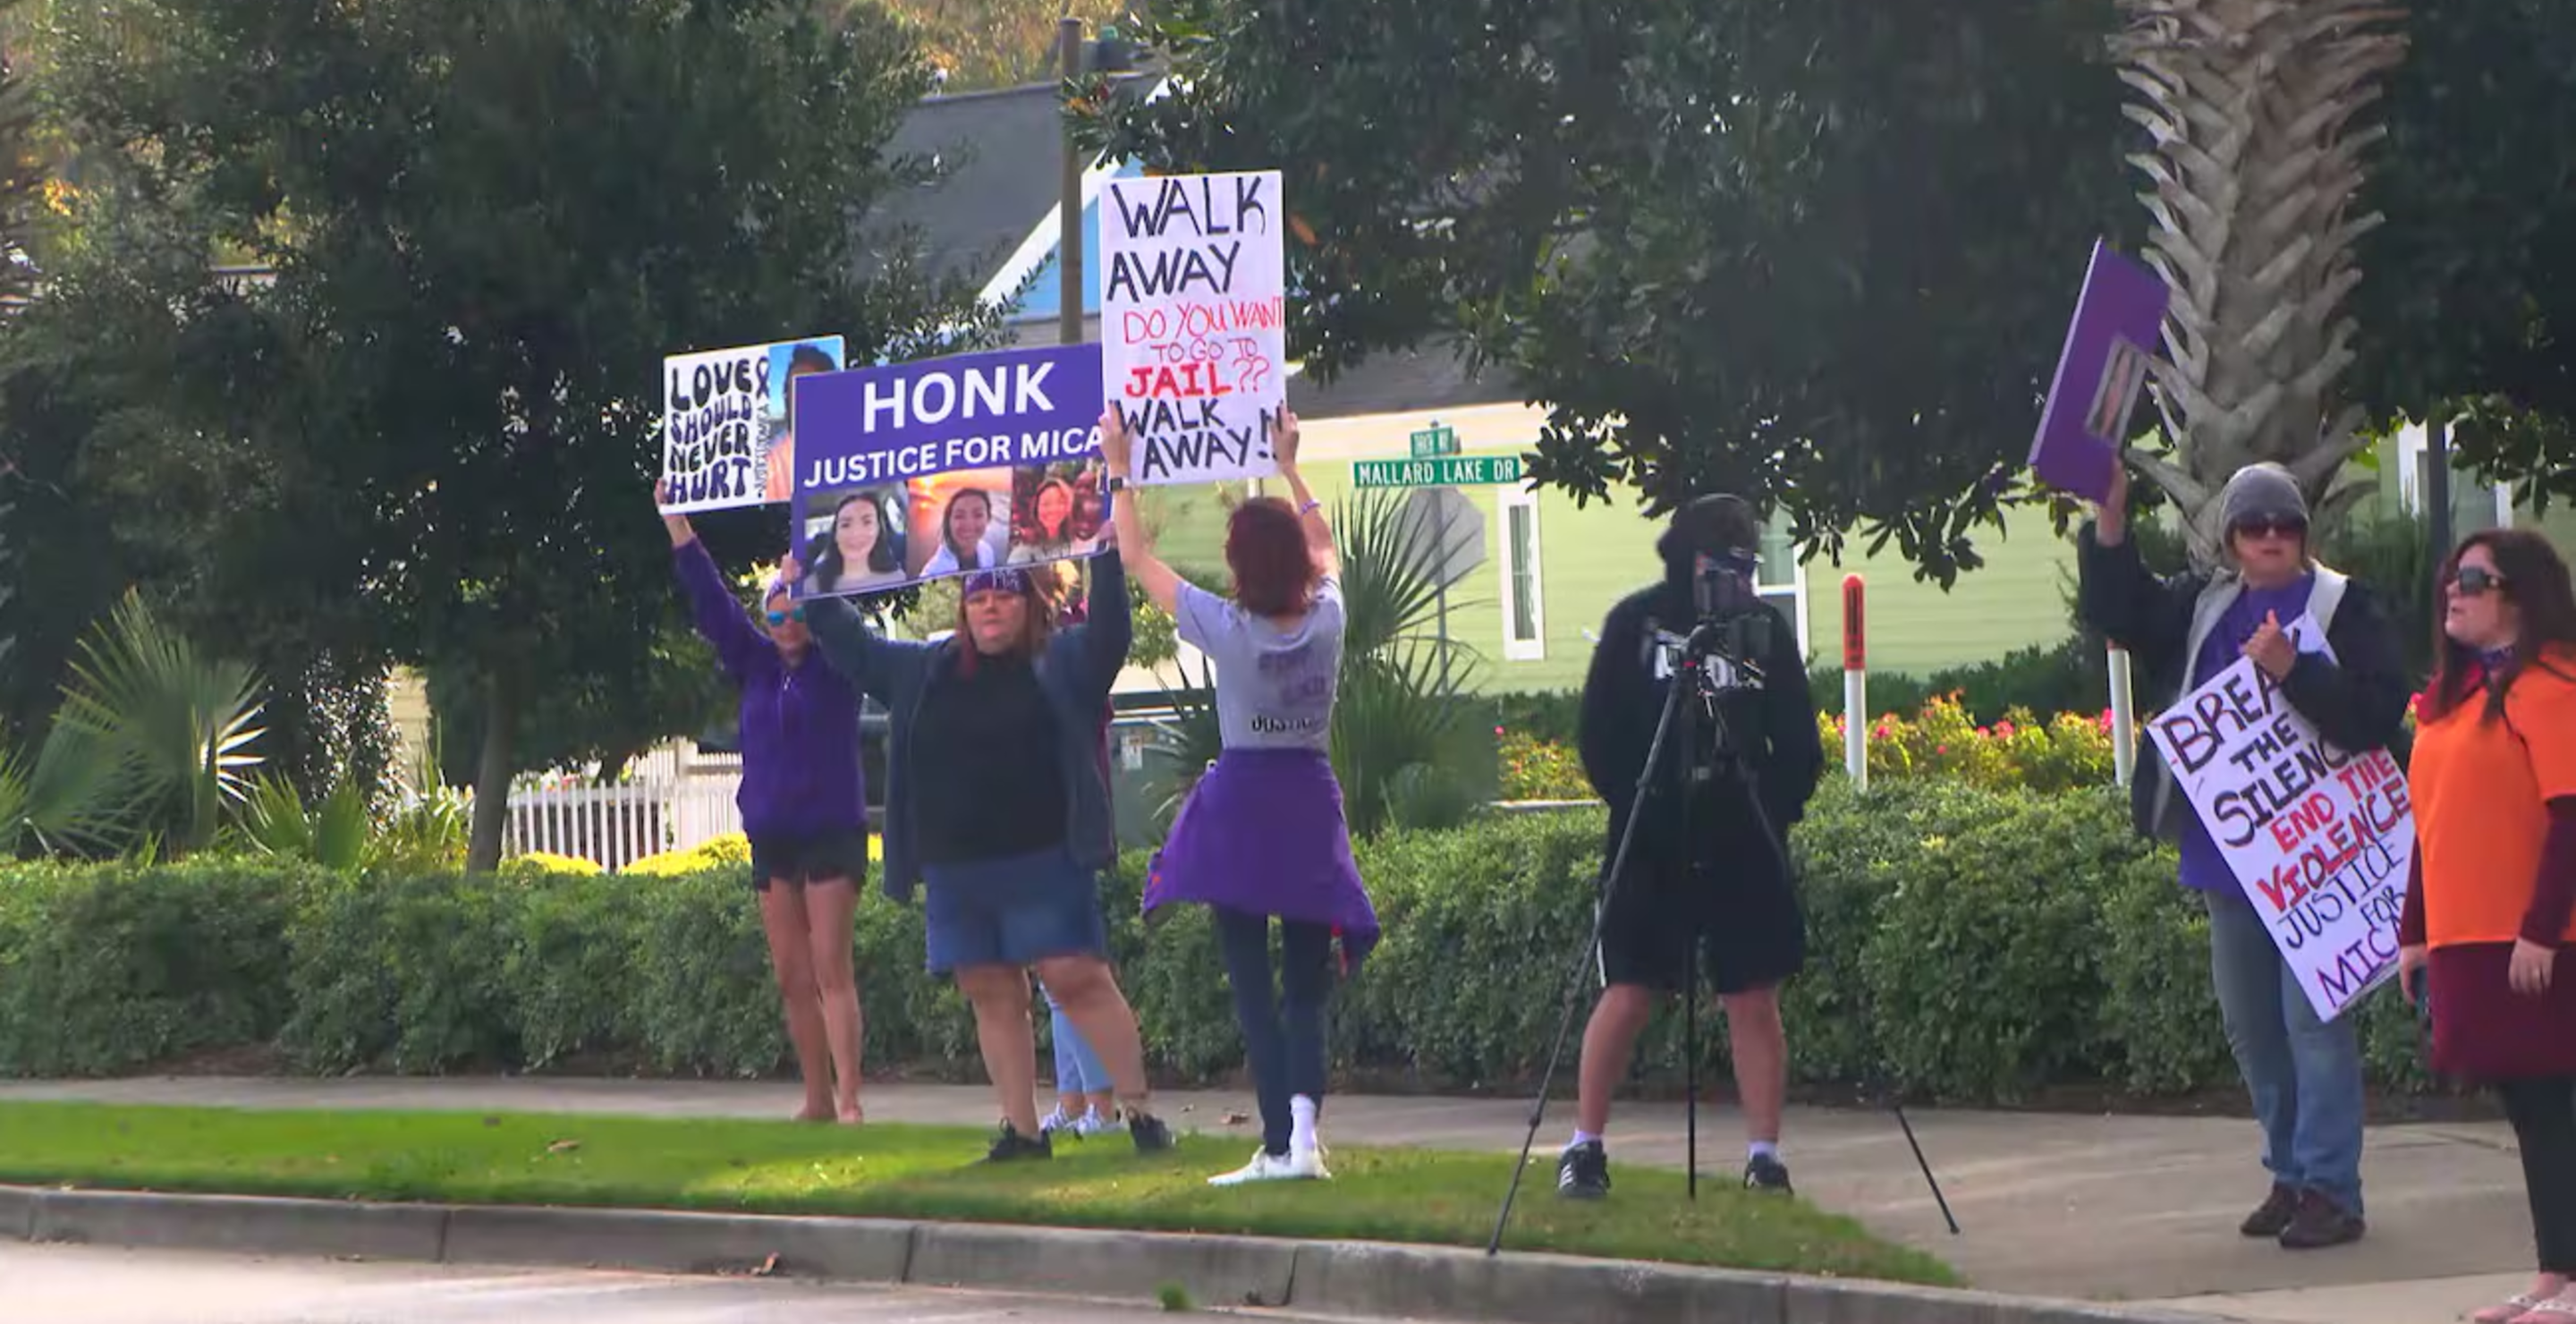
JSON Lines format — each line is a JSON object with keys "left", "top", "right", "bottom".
{"left": 787, "top": 344, "right": 1106, "bottom": 598}
{"left": 1100, "top": 169, "right": 1288, "bottom": 486}
{"left": 2147, "top": 616, "right": 2413, "bottom": 1022}
{"left": 2029, "top": 241, "right": 2166, "bottom": 505}
{"left": 660, "top": 335, "right": 846, "bottom": 513}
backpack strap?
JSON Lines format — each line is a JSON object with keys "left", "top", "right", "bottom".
{"left": 2309, "top": 564, "right": 2351, "bottom": 636}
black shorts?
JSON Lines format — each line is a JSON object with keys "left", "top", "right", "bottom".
{"left": 1595, "top": 861, "right": 1805, "bottom": 996}
{"left": 747, "top": 828, "right": 869, "bottom": 892}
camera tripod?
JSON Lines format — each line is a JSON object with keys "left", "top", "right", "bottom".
{"left": 1486, "top": 621, "right": 1959, "bottom": 1255}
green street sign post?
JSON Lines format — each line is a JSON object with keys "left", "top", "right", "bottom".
{"left": 1353, "top": 454, "right": 1525, "bottom": 488}
{"left": 1408, "top": 424, "right": 1459, "bottom": 459}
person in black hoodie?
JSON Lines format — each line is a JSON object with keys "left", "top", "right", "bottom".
{"left": 2079, "top": 460, "right": 2411, "bottom": 1251}
{"left": 1556, "top": 495, "right": 1824, "bottom": 1202}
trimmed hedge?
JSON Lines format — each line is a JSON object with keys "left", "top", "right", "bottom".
{"left": 0, "top": 782, "right": 2435, "bottom": 1104}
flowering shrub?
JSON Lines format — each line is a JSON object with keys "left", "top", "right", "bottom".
{"left": 622, "top": 832, "right": 880, "bottom": 878}
{"left": 1824, "top": 693, "right": 2120, "bottom": 795}
{"left": 1498, "top": 729, "right": 1590, "bottom": 801}
{"left": 502, "top": 852, "right": 602, "bottom": 877}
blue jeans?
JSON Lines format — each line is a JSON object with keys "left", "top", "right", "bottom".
{"left": 2207, "top": 889, "right": 2366, "bottom": 1216}
{"left": 1040, "top": 980, "right": 1108, "bottom": 1097}
{"left": 1216, "top": 908, "right": 1335, "bottom": 1157}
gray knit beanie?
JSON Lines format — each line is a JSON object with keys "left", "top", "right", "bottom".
{"left": 2218, "top": 463, "right": 2309, "bottom": 534}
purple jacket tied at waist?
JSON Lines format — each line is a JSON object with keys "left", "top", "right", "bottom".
{"left": 674, "top": 539, "right": 867, "bottom": 838}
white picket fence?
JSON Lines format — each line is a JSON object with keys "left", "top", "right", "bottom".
{"left": 501, "top": 744, "right": 744, "bottom": 872}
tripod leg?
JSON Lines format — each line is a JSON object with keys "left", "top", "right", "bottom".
{"left": 1686, "top": 946, "right": 1699, "bottom": 1201}
{"left": 1489, "top": 660, "right": 1695, "bottom": 1257}
{"left": 1893, "top": 1100, "right": 1962, "bottom": 1235}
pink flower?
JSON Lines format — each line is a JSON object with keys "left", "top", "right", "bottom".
{"left": 1995, "top": 720, "right": 2017, "bottom": 739}
{"left": 1936, "top": 743, "right": 1950, "bottom": 755}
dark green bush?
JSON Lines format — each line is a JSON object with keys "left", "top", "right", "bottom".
{"left": 0, "top": 858, "right": 309, "bottom": 1074}
{"left": 0, "top": 787, "right": 2446, "bottom": 1108}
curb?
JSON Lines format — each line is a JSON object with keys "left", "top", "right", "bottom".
{"left": 0, "top": 1184, "right": 2214, "bottom": 1324}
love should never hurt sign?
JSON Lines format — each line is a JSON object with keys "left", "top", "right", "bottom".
{"left": 2147, "top": 615, "right": 2414, "bottom": 1022}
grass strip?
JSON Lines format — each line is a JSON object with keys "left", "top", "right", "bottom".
{"left": 0, "top": 1102, "right": 1953, "bottom": 1285}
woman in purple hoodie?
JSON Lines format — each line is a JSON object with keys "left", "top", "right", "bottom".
{"left": 661, "top": 482, "right": 869, "bottom": 1125}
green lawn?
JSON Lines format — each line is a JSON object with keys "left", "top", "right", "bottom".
{"left": 0, "top": 1103, "right": 1951, "bottom": 1285}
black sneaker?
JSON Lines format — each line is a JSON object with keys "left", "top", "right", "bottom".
{"left": 982, "top": 1124, "right": 1052, "bottom": 1164}
{"left": 1744, "top": 1152, "right": 1793, "bottom": 1194}
{"left": 1556, "top": 1141, "right": 1610, "bottom": 1201}
{"left": 1127, "top": 1110, "right": 1174, "bottom": 1154}
{"left": 2276, "top": 1190, "right": 2365, "bottom": 1250}
{"left": 2239, "top": 1183, "right": 2299, "bottom": 1238}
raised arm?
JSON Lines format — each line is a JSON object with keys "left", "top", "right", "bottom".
{"left": 2075, "top": 463, "right": 2193, "bottom": 677}
{"left": 1097, "top": 409, "right": 1185, "bottom": 616}
{"left": 1070, "top": 545, "right": 1134, "bottom": 699}
{"left": 787, "top": 554, "right": 927, "bottom": 701}
{"left": 1270, "top": 411, "right": 1339, "bottom": 581}
{"left": 659, "top": 481, "right": 767, "bottom": 683}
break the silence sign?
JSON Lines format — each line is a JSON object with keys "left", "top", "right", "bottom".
{"left": 2147, "top": 616, "right": 2414, "bottom": 1022}
{"left": 659, "top": 335, "right": 846, "bottom": 514}
{"left": 1101, "top": 169, "right": 1289, "bottom": 487}
{"left": 787, "top": 344, "right": 1108, "bottom": 600}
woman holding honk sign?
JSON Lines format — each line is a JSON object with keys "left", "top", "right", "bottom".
{"left": 2078, "top": 460, "right": 2411, "bottom": 1252}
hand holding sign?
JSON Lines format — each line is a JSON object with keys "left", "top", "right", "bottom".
{"left": 1099, "top": 408, "right": 1135, "bottom": 477}
{"left": 1273, "top": 409, "right": 1302, "bottom": 471}
{"left": 2244, "top": 611, "right": 2297, "bottom": 681}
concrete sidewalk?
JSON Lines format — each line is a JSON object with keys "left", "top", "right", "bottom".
{"left": 0, "top": 1076, "right": 2533, "bottom": 1320}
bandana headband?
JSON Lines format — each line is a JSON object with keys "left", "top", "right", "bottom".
{"left": 963, "top": 567, "right": 1033, "bottom": 598}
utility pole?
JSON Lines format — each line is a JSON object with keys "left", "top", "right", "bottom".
{"left": 1057, "top": 15, "right": 1085, "bottom": 349}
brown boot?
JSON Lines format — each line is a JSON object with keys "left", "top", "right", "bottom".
{"left": 2276, "top": 1190, "right": 2365, "bottom": 1250}
{"left": 2239, "top": 1183, "right": 2299, "bottom": 1237}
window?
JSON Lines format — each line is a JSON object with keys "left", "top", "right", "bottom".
{"left": 1755, "top": 516, "right": 1810, "bottom": 659}
{"left": 1500, "top": 485, "right": 1545, "bottom": 660}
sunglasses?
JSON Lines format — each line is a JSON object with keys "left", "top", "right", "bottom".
{"left": 2452, "top": 565, "right": 2508, "bottom": 598}
{"left": 2232, "top": 517, "right": 2308, "bottom": 541}
{"left": 766, "top": 606, "right": 808, "bottom": 626}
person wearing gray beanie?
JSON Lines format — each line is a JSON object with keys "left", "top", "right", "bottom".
{"left": 2076, "top": 460, "right": 2411, "bottom": 1252}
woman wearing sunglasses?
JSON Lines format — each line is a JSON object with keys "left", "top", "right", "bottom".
{"left": 2402, "top": 530, "right": 2576, "bottom": 1324}
{"left": 661, "top": 481, "right": 870, "bottom": 1125}
{"left": 2080, "top": 461, "right": 2411, "bottom": 1251}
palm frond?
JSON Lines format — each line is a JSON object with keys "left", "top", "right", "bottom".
{"left": 53, "top": 590, "right": 267, "bottom": 852}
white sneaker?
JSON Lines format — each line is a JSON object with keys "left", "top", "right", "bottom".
{"left": 1073, "top": 1107, "right": 1125, "bottom": 1138}
{"left": 1291, "top": 1143, "right": 1332, "bottom": 1180}
{"left": 1038, "top": 1106, "right": 1078, "bottom": 1137}
{"left": 1208, "top": 1148, "right": 1326, "bottom": 1187}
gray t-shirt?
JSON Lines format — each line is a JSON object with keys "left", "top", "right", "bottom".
{"left": 1176, "top": 577, "right": 1344, "bottom": 751}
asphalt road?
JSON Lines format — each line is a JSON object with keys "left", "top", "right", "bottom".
{"left": 4, "top": 1243, "right": 1286, "bottom": 1323}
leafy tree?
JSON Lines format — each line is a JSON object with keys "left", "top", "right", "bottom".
{"left": 1085, "top": 0, "right": 2138, "bottom": 584}
{"left": 2343, "top": 0, "right": 2576, "bottom": 510}
{"left": 40, "top": 0, "right": 1001, "bottom": 868}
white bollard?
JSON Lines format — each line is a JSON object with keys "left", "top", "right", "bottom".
{"left": 2109, "top": 644, "right": 2137, "bottom": 787}
{"left": 1842, "top": 575, "right": 1868, "bottom": 792}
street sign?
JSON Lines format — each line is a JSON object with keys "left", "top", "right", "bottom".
{"left": 1353, "top": 454, "right": 1525, "bottom": 488}
{"left": 1409, "top": 425, "right": 1459, "bottom": 459}
{"left": 1397, "top": 487, "right": 1486, "bottom": 590}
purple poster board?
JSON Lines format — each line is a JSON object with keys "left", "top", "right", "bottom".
{"left": 788, "top": 344, "right": 1107, "bottom": 599}
{"left": 2029, "top": 241, "right": 2168, "bottom": 504}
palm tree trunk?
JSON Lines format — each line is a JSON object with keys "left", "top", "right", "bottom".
{"left": 2115, "top": 0, "right": 2408, "bottom": 568}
